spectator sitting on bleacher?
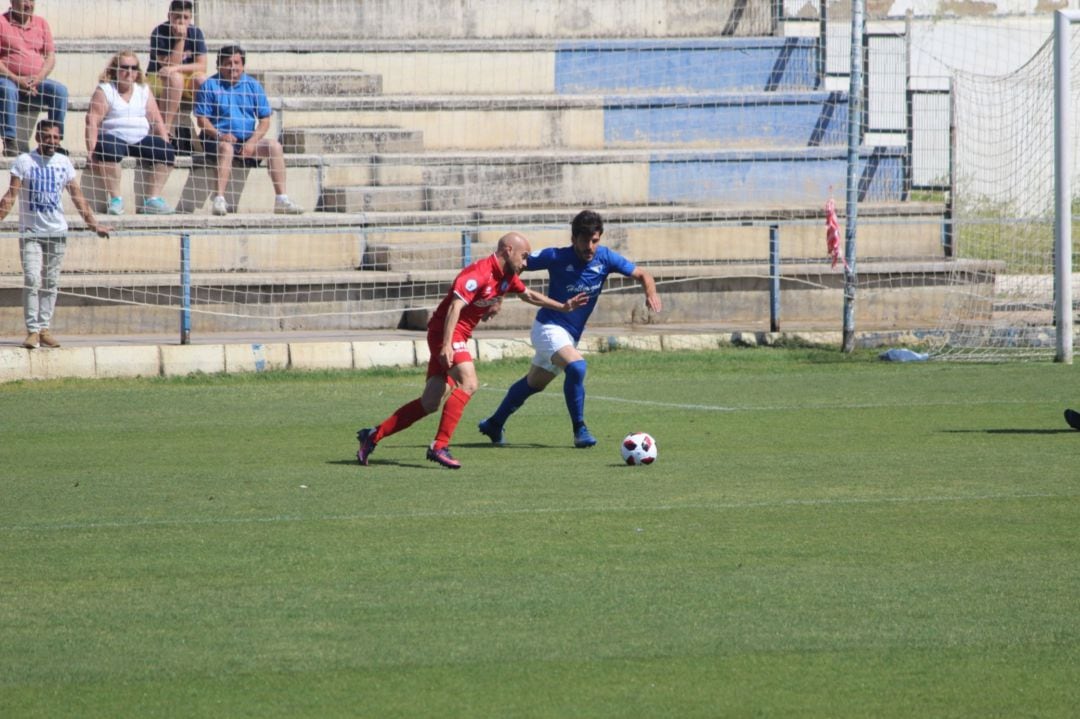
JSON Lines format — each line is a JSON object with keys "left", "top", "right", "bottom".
{"left": 194, "top": 44, "right": 302, "bottom": 216}
{"left": 0, "top": 0, "right": 67, "bottom": 158}
{"left": 146, "top": 0, "right": 206, "bottom": 152}
{"left": 85, "top": 51, "right": 176, "bottom": 215}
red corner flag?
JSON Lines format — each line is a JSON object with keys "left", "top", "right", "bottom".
{"left": 825, "top": 197, "right": 849, "bottom": 270}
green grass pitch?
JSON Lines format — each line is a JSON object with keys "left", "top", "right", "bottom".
{"left": 1, "top": 346, "right": 1079, "bottom": 717}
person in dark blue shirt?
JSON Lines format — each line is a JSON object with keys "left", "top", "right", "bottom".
{"left": 1066, "top": 409, "right": 1080, "bottom": 431}
{"left": 479, "top": 210, "right": 661, "bottom": 448}
{"left": 146, "top": 0, "right": 207, "bottom": 141}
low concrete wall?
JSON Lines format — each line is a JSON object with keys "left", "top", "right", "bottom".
{"left": 0, "top": 260, "right": 996, "bottom": 335}
{"left": 0, "top": 326, "right": 930, "bottom": 384}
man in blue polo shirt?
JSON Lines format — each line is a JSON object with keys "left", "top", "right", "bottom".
{"left": 194, "top": 44, "right": 302, "bottom": 215}
{"left": 479, "top": 210, "right": 662, "bottom": 448}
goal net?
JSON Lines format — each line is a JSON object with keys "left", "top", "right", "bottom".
{"left": 0, "top": 0, "right": 1072, "bottom": 357}
{"left": 911, "top": 15, "right": 1078, "bottom": 360}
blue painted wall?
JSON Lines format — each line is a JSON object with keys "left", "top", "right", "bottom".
{"left": 555, "top": 38, "right": 820, "bottom": 93}
{"left": 603, "top": 92, "right": 847, "bottom": 148}
{"left": 552, "top": 38, "right": 907, "bottom": 204}
{"left": 648, "top": 148, "right": 905, "bottom": 204}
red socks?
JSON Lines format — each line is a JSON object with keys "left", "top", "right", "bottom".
{"left": 433, "top": 387, "right": 471, "bottom": 449}
{"left": 374, "top": 386, "right": 472, "bottom": 449}
{"left": 375, "top": 398, "right": 428, "bottom": 442}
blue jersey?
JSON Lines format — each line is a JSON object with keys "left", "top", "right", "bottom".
{"left": 194, "top": 73, "right": 272, "bottom": 141}
{"left": 528, "top": 245, "right": 636, "bottom": 342}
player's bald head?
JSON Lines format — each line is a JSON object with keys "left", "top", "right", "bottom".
{"left": 497, "top": 232, "right": 531, "bottom": 276}
{"left": 497, "top": 232, "right": 531, "bottom": 254}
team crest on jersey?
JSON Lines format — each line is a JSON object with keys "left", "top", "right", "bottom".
{"left": 465, "top": 279, "right": 478, "bottom": 292}
{"left": 499, "top": 280, "right": 509, "bottom": 292}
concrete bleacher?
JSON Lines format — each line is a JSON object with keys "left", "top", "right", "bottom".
{"left": 35, "top": 28, "right": 886, "bottom": 215}
{"left": 0, "top": 0, "right": 966, "bottom": 339}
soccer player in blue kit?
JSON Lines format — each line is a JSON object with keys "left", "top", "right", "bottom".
{"left": 478, "top": 210, "right": 662, "bottom": 448}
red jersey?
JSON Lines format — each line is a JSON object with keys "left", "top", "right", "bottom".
{"left": 428, "top": 253, "right": 526, "bottom": 343}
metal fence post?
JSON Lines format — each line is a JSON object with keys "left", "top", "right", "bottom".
{"left": 180, "top": 233, "right": 191, "bottom": 345}
{"left": 769, "top": 224, "right": 781, "bottom": 332}
{"left": 461, "top": 229, "right": 475, "bottom": 267}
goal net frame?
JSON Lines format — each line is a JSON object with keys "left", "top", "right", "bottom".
{"left": 0, "top": 1, "right": 1072, "bottom": 363}
{"left": 1054, "top": 9, "right": 1076, "bottom": 364}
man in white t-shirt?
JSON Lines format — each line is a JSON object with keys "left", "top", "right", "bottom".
{"left": 0, "top": 120, "right": 110, "bottom": 349}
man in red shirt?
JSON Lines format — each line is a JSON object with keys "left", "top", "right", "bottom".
{"left": 0, "top": 0, "right": 68, "bottom": 156}
{"left": 356, "top": 232, "right": 588, "bottom": 469}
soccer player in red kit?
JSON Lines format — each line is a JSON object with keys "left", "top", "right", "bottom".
{"left": 355, "top": 232, "right": 588, "bottom": 469}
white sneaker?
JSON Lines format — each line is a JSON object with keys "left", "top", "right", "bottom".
{"left": 274, "top": 197, "right": 304, "bottom": 215}
{"left": 211, "top": 195, "right": 228, "bottom": 216}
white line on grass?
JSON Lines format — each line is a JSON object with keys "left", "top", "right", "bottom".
{"left": 478, "top": 387, "right": 1050, "bottom": 413}
{"left": 0, "top": 491, "right": 1071, "bottom": 533}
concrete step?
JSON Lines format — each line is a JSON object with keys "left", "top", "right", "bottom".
{"left": 0, "top": 259, "right": 991, "bottom": 337}
{"left": 251, "top": 70, "right": 383, "bottom": 97}
{"left": 54, "top": 32, "right": 822, "bottom": 96}
{"left": 59, "top": 88, "right": 847, "bottom": 153}
{"left": 320, "top": 145, "right": 904, "bottom": 207}
{"left": 1, "top": 139, "right": 909, "bottom": 218}
{"left": 70, "top": 163, "right": 321, "bottom": 217}
{"left": 280, "top": 126, "right": 425, "bottom": 154}
{"left": 272, "top": 90, "right": 848, "bottom": 151}
{"left": 0, "top": 203, "right": 948, "bottom": 276}
{"left": 317, "top": 185, "right": 467, "bottom": 213}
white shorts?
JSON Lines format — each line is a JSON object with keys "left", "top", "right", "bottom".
{"left": 530, "top": 319, "right": 576, "bottom": 374}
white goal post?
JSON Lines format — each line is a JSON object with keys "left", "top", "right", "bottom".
{"left": 1055, "top": 9, "right": 1077, "bottom": 364}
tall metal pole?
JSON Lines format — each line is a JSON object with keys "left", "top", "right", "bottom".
{"left": 461, "top": 229, "right": 475, "bottom": 267}
{"left": 842, "top": 0, "right": 865, "bottom": 353}
{"left": 769, "top": 224, "right": 781, "bottom": 331}
{"left": 1054, "top": 10, "right": 1076, "bottom": 364}
{"left": 180, "top": 233, "right": 191, "bottom": 345}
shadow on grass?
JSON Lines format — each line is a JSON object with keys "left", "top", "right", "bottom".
{"left": 941, "top": 429, "right": 1078, "bottom": 435}
{"left": 327, "top": 442, "right": 555, "bottom": 468}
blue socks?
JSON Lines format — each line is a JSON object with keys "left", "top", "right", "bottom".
{"left": 563, "top": 360, "right": 587, "bottom": 429}
{"left": 489, "top": 375, "right": 540, "bottom": 426}
{"left": 489, "top": 360, "right": 588, "bottom": 430}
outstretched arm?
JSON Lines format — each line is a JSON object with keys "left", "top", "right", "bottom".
{"left": 518, "top": 288, "right": 589, "bottom": 313}
{"left": 632, "top": 267, "right": 662, "bottom": 312}
{"left": 66, "top": 181, "right": 111, "bottom": 238}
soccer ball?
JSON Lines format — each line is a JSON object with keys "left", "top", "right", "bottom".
{"left": 621, "top": 432, "right": 658, "bottom": 466}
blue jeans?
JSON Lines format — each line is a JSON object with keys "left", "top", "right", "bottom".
{"left": 0, "top": 77, "right": 68, "bottom": 140}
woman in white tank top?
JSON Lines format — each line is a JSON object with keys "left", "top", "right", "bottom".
{"left": 84, "top": 51, "right": 176, "bottom": 215}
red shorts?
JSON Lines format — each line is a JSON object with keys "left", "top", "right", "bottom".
{"left": 426, "top": 333, "right": 473, "bottom": 379}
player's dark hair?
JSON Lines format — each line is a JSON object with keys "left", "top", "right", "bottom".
{"left": 571, "top": 210, "right": 604, "bottom": 240}
{"left": 169, "top": 0, "right": 195, "bottom": 13}
{"left": 217, "top": 45, "right": 246, "bottom": 66}
{"left": 36, "top": 119, "right": 62, "bottom": 136}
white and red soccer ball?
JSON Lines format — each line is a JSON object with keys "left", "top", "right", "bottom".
{"left": 621, "top": 432, "right": 658, "bottom": 466}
